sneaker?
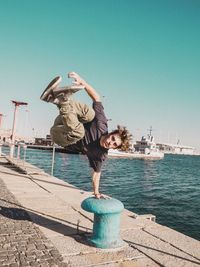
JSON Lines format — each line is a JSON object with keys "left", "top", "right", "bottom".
{"left": 40, "top": 76, "right": 62, "bottom": 103}
{"left": 53, "top": 85, "right": 84, "bottom": 104}
{"left": 53, "top": 84, "right": 84, "bottom": 95}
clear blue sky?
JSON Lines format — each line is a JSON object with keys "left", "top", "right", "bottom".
{"left": 0, "top": 0, "right": 200, "bottom": 149}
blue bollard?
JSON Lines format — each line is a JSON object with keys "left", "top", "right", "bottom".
{"left": 81, "top": 197, "right": 125, "bottom": 249}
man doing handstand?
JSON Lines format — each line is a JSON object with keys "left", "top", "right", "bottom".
{"left": 40, "top": 72, "right": 132, "bottom": 198}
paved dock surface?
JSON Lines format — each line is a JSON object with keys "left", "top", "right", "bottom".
{"left": 0, "top": 156, "right": 200, "bottom": 267}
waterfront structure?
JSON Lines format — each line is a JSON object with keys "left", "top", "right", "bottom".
{"left": 0, "top": 128, "right": 12, "bottom": 143}
{"left": 0, "top": 128, "right": 34, "bottom": 145}
{"left": 156, "top": 143, "right": 194, "bottom": 155}
{"left": 34, "top": 134, "right": 53, "bottom": 146}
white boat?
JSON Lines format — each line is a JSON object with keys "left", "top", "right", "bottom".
{"left": 134, "top": 136, "right": 163, "bottom": 156}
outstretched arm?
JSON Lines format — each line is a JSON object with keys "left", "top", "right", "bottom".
{"left": 92, "top": 171, "right": 109, "bottom": 199}
{"left": 92, "top": 171, "right": 101, "bottom": 198}
{"left": 68, "top": 72, "right": 101, "bottom": 102}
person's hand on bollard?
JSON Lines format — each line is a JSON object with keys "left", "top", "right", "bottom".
{"left": 93, "top": 193, "right": 111, "bottom": 199}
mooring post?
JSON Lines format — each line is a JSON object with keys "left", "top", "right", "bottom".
{"left": 81, "top": 197, "right": 125, "bottom": 249}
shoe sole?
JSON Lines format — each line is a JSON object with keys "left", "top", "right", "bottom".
{"left": 40, "top": 76, "right": 62, "bottom": 101}
{"left": 53, "top": 85, "right": 84, "bottom": 95}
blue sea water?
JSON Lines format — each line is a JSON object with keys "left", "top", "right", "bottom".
{"left": 3, "top": 147, "right": 200, "bottom": 241}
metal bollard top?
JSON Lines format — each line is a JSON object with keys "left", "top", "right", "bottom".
{"left": 81, "top": 197, "right": 124, "bottom": 214}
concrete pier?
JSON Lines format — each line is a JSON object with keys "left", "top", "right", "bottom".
{"left": 0, "top": 156, "right": 200, "bottom": 266}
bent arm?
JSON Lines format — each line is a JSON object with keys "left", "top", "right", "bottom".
{"left": 68, "top": 72, "right": 101, "bottom": 102}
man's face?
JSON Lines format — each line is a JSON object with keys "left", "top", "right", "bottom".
{"left": 101, "top": 133, "right": 122, "bottom": 149}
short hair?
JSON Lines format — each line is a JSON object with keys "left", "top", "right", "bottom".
{"left": 110, "top": 125, "right": 133, "bottom": 151}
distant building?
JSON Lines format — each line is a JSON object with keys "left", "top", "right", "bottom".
{"left": 0, "top": 129, "right": 35, "bottom": 145}
{"left": 156, "top": 143, "right": 194, "bottom": 155}
{"left": 34, "top": 135, "right": 53, "bottom": 146}
{"left": 0, "top": 129, "right": 12, "bottom": 143}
